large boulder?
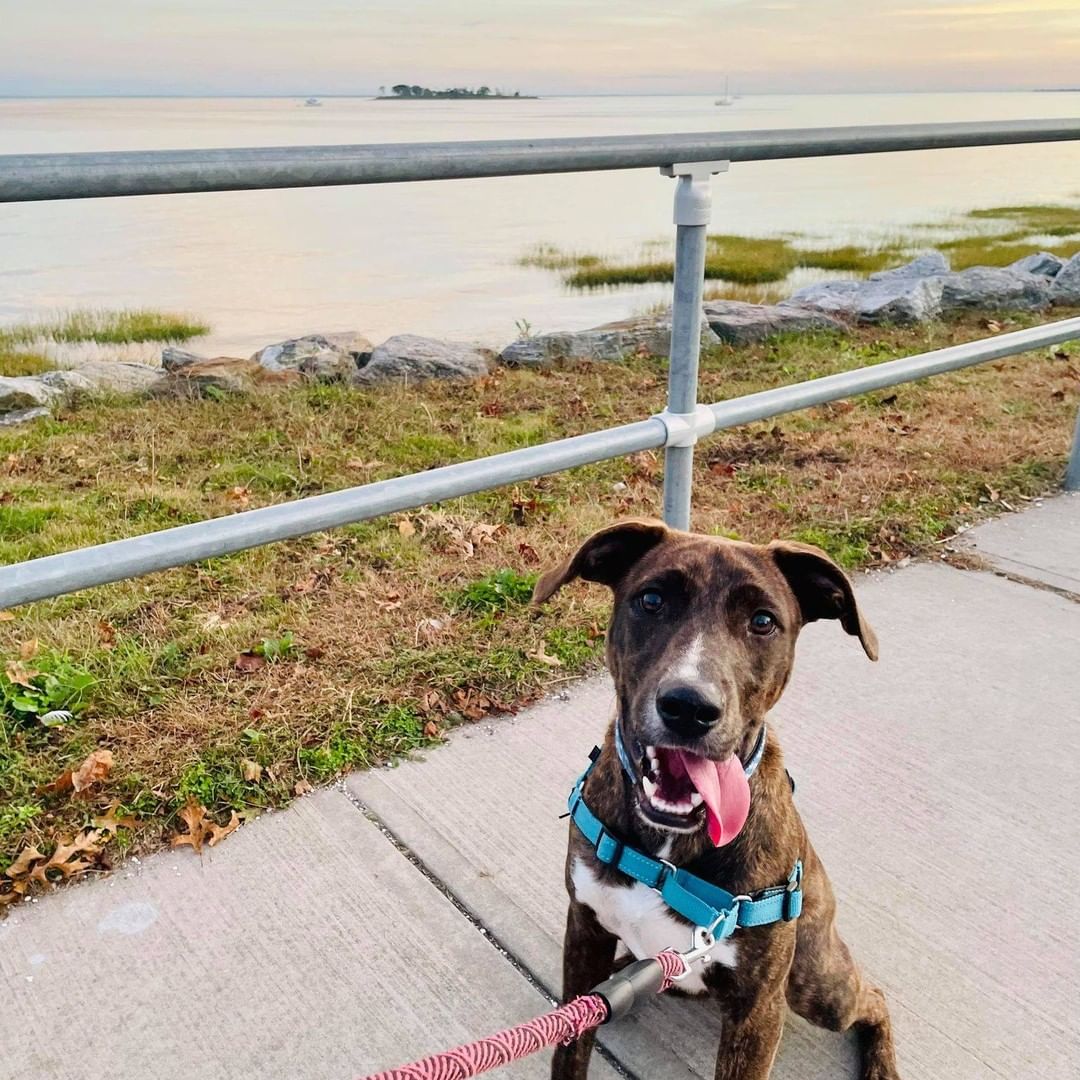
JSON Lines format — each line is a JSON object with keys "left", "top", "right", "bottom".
{"left": 1008, "top": 252, "right": 1065, "bottom": 278}
{"left": 782, "top": 274, "right": 944, "bottom": 325}
{"left": 357, "top": 335, "right": 494, "bottom": 383}
{"left": 702, "top": 300, "right": 847, "bottom": 346}
{"left": 165, "top": 357, "right": 301, "bottom": 395}
{"left": 938, "top": 266, "right": 1051, "bottom": 313}
{"left": 500, "top": 314, "right": 718, "bottom": 367}
{"left": 0, "top": 406, "right": 51, "bottom": 428}
{"left": 41, "top": 362, "right": 167, "bottom": 395}
{"left": 251, "top": 332, "right": 374, "bottom": 377}
{"left": 868, "top": 252, "right": 950, "bottom": 281}
{"left": 0, "top": 375, "right": 58, "bottom": 415}
{"left": 1049, "top": 254, "right": 1080, "bottom": 306}
{"left": 161, "top": 346, "right": 203, "bottom": 372}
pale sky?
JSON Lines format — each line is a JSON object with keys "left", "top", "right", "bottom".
{"left": 3, "top": 0, "right": 1078, "bottom": 96}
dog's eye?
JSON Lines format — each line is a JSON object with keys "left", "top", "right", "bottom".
{"left": 749, "top": 610, "right": 777, "bottom": 635}
{"left": 638, "top": 589, "right": 665, "bottom": 614}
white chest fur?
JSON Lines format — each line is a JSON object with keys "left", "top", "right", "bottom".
{"left": 570, "top": 857, "right": 737, "bottom": 995}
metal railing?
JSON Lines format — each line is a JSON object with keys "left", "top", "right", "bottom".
{"left": 1, "top": 119, "right": 1079, "bottom": 609}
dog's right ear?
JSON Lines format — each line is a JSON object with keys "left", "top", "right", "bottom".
{"left": 532, "top": 519, "right": 669, "bottom": 604}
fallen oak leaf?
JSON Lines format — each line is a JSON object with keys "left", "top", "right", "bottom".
{"left": 171, "top": 799, "right": 213, "bottom": 854}
{"left": 294, "top": 779, "right": 313, "bottom": 796}
{"left": 19, "top": 639, "right": 40, "bottom": 661}
{"left": 397, "top": 517, "right": 417, "bottom": 538}
{"left": 39, "top": 768, "right": 74, "bottom": 796}
{"left": 241, "top": 758, "right": 263, "bottom": 783}
{"left": 94, "top": 800, "right": 137, "bottom": 834}
{"left": 5, "top": 660, "right": 40, "bottom": 688}
{"left": 4, "top": 845, "right": 47, "bottom": 880}
{"left": 527, "top": 643, "right": 562, "bottom": 668}
{"left": 71, "top": 749, "right": 114, "bottom": 794}
{"left": 207, "top": 811, "right": 242, "bottom": 848}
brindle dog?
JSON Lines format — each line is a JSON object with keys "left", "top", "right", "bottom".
{"left": 534, "top": 520, "right": 899, "bottom": 1080}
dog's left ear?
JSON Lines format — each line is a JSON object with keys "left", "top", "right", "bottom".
{"left": 533, "top": 519, "right": 669, "bottom": 604}
{"left": 768, "top": 541, "right": 879, "bottom": 661}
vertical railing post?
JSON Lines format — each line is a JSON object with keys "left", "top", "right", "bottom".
{"left": 658, "top": 161, "right": 728, "bottom": 530}
{"left": 1066, "top": 407, "right": 1080, "bottom": 492}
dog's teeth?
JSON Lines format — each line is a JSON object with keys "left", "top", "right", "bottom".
{"left": 642, "top": 776, "right": 657, "bottom": 798}
{"left": 689, "top": 792, "right": 703, "bottom": 807}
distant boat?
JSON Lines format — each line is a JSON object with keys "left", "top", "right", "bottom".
{"left": 714, "top": 78, "right": 734, "bottom": 106}
{"left": 304, "top": 97, "right": 322, "bottom": 107}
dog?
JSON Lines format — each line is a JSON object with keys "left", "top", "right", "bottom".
{"left": 533, "top": 520, "right": 899, "bottom": 1080}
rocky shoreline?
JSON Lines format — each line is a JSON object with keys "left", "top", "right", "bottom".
{"left": 2, "top": 250, "right": 1078, "bottom": 428}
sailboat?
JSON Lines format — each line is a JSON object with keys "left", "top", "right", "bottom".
{"left": 714, "top": 77, "right": 734, "bottom": 106}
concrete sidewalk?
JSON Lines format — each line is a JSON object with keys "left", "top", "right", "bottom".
{"left": 2, "top": 495, "right": 1078, "bottom": 1080}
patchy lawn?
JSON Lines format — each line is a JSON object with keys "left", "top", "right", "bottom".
{"left": 1, "top": 309, "right": 1078, "bottom": 906}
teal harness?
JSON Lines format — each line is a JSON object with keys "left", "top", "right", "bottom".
{"left": 568, "top": 745, "right": 803, "bottom": 940}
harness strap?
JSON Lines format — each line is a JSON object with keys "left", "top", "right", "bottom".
{"left": 568, "top": 752, "right": 802, "bottom": 939}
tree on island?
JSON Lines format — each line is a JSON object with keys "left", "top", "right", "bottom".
{"left": 385, "top": 83, "right": 530, "bottom": 99}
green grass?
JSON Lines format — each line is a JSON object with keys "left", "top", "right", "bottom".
{"left": 525, "top": 202, "right": 1078, "bottom": 292}
{"left": 1, "top": 310, "right": 1078, "bottom": 901}
{"left": 0, "top": 309, "right": 209, "bottom": 349}
{"left": 0, "top": 349, "right": 53, "bottom": 378}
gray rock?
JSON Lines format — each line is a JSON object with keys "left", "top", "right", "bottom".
{"left": 500, "top": 314, "right": 718, "bottom": 367}
{"left": 358, "top": 335, "right": 494, "bottom": 383}
{"left": 161, "top": 346, "right": 204, "bottom": 372}
{"left": 0, "top": 405, "right": 52, "bottom": 428}
{"left": 1049, "top": 253, "right": 1080, "bottom": 305}
{"left": 165, "top": 356, "right": 299, "bottom": 395}
{"left": 868, "top": 251, "right": 950, "bottom": 281}
{"left": 252, "top": 332, "right": 374, "bottom": 374}
{"left": 298, "top": 349, "right": 358, "bottom": 383}
{"left": 1008, "top": 252, "right": 1065, "bottom": 278}
{"left": 0, "top": 375, "right": 59, "bottom": 414}
{"left": 42, "top": 362, "right": 167, "bottom": 395}
{"left": 938, "top": 266, "right": 1051, "bottom": 312}
{"left": 783, "top": 274, "right": 944, "bottom": 325}
{"left": 702, "top": 300, "right": 847, "bottom": 346}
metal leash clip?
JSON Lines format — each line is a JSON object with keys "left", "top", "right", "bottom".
{"left": 672, "top": 926, "right": 717, "bottom": 980}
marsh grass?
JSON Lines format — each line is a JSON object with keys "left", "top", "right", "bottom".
{"left": 1, "top": 308, "right": 1078, "bottom": 892}
{"left": 524, "top": 203, "right": 1079, "bottom": 291}
{"left": 0, "top": 309, "right": 209, "bottom": 349}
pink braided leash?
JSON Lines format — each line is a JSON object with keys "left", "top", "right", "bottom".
{"left": 359, "top": 951, "right": 686, "bottom": 1080}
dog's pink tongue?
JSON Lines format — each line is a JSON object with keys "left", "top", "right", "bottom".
{"left": 677, "top": 752, "right": 750, "bottom": 847}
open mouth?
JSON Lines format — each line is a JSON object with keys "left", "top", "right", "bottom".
{"left": 636, "top": 743, "right": 751, "bottom": 846}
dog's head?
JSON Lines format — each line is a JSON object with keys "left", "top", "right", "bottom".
{"left": 534, "top": 519, "right": 876, "bottom": 839}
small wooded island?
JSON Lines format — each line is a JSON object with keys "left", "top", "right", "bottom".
{"left": 376, "top": 84, "right": 536, "bottom": 100}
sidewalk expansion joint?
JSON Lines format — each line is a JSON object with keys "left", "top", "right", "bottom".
{"left": 336, "top": 780, "right": 638, "bottom": 1080}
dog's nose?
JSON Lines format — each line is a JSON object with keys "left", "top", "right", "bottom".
{"left": 656, "top": 684, "right": 722, "bottom": 737}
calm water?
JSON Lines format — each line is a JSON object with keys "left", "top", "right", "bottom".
{"left": 2, "top": 92, "right": 1079, "bottom": 355}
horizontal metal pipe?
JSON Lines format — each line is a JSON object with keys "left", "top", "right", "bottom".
{"left": 2, "top": 119, "right": 1079, "bottom": 202}
{"left": 0, "top": 419, "right": 666, "bottom": 609}
{"left": 2, "top": 316, "right": 1078, "bottom": 609}
{"left": 706, "top": 316, "right": 1080, "bottom": 431}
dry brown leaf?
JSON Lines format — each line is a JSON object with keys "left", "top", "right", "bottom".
{"left": 527, "top": 643, "right": 562, "bottom": 668}
{"left": 97, "top": 620, "right": 117, "bottom": 649}
{"left": 71, "top": 749, "right": 114, "bottom": 794}
{"left": 234, "top": 651, "right": 266, "bottom": 674}
{"left": 19, "top": 639, "right": 40, "bottom": 661}
{"left": 4, "top": 845, "right": 47, "bottom": 880}
{"left": 207, "top": 811, "right": 242, "bottom": 847}
{"left": 0, "top": 611, "right": 15, "bottom": 623}
{"left": 241, "top": 758, "right": 263, "bottom": 783}
{"left": 5, "top": 660, "right": 40, "bottom": 688}
{"left": 294, "top": 779, "right": 313, "bottom": 796}
{"left": 40, "top": 768, "right": 74, "bottom": 796}
{"left": 171, "top": 799, "right": 212, "bottom": 853}
{"left": 94, "top": 800, "right": 137, "bottom": 834}
{"left": 397, "top": 517, "right": 417, "bottom": 538}
{"left": 225, "top": 485, "right": 251, "bottom": 507}
{"left": 422, "top": 720, "right": 441, "bottom": 739}
{"left": 517, "top": 542, "right": 540, "bottom": 565}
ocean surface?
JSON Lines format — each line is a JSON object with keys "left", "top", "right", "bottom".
{"left": 1, "top": 92, "right": 1079, "bottom": 356}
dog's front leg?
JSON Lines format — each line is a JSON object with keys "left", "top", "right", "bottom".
{"left": 550, "top": 899, "right": 618, "bottom": 1080}
{"left": 712, "top": 989, "right": 786, "bottom": 1080}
